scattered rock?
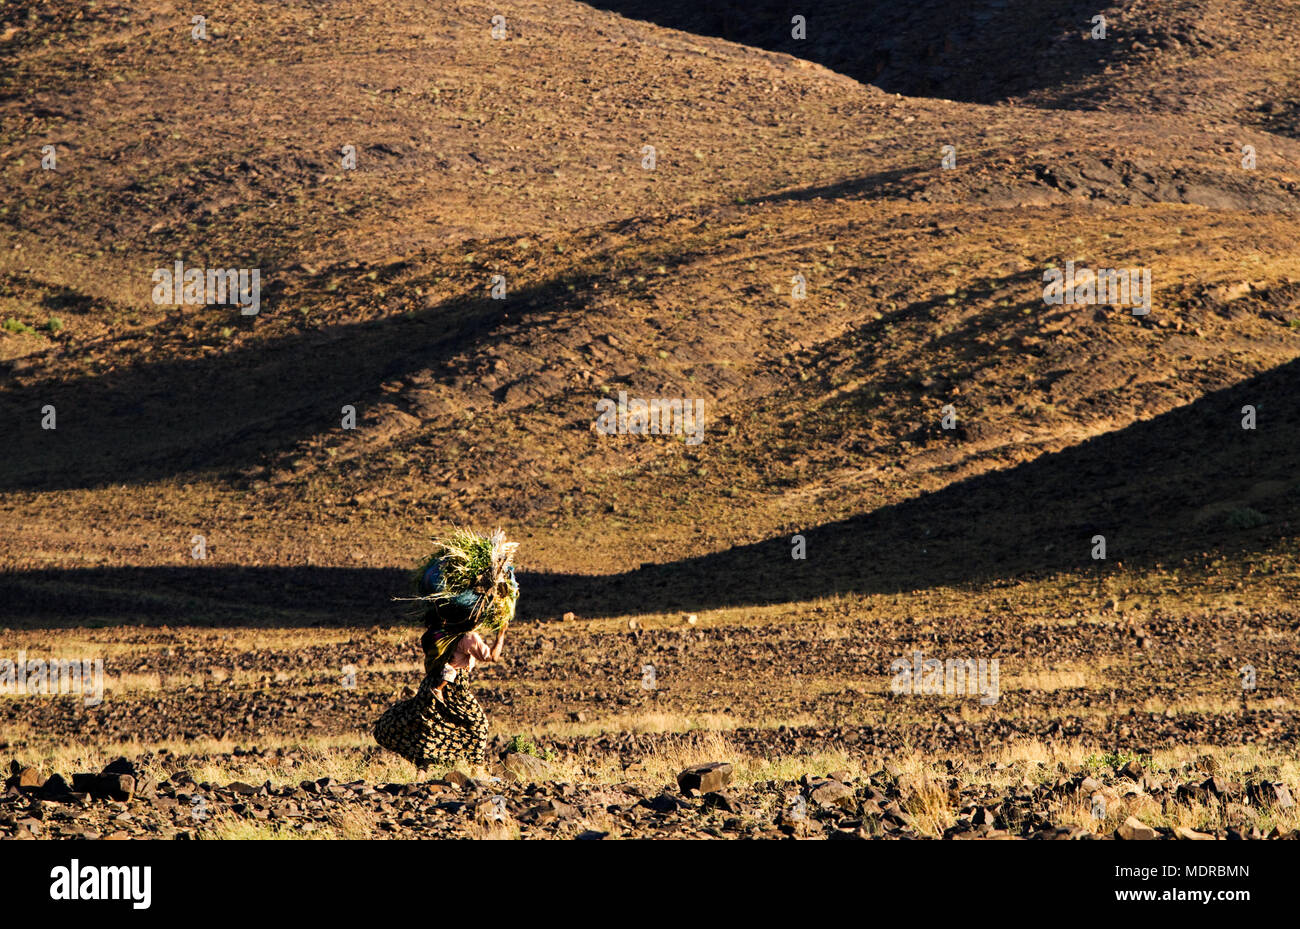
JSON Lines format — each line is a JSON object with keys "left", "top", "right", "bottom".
{"left": 523, "top": 798, "right": 577, "bottom": 822}
{"left": 677, "top": 762, "right": 733, "bottom": 797}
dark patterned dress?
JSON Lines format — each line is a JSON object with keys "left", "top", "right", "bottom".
{"left": 373, "top": 639, "right": 489, "bottom": 769}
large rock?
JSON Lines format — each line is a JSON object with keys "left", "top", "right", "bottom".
{"left": 1201, "top": 776, "right": 1236, "bottom": 798}
{"left": 102, "top": 760, "right": 156, "bottom": 799}
{"left": 644, "top": 793, "right": 679, "bottom": 813}
{"left": 71, "top": 773, "right": 135, "bottom": 801}
{"left": 677, "top": 762, "right": 733, "bottom": 797}
{"left": 807, "top": 778, "right": 856, "bottom": 812}
{"left": 38, "top": 773, "right": 74, "bottom": 800}
{"left": 7, "top": 765, "right": 43, "bottom": 792}
{"left": 1117, "top": 816, "right": 1157, "bottom": 840}
{"left": 1248, "top": 781, "right": 1294, "bottom": 810}
{"left": 702, "top": 791, "right": 736, "bottom": 813}
{"left": 101, "top": 757, "right": 140, "bottom": 778}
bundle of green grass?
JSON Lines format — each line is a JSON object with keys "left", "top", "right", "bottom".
{"left": 405, "top": 529, "right": 519, "bottom": 668}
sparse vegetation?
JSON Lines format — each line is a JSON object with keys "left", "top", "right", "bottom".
{"left": 505, "top": 734, "right": 556, "bottom": 762}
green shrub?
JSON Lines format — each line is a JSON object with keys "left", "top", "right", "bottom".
{"left": 505, "top": 734, "right": 555, "bottom": 760}
{"left": 1223, "top": 507, "right": 1267, "bottom": 530}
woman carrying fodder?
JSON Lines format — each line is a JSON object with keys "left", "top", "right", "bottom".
{"left": 373, "top": 529, "right": 519, "bottom": 772}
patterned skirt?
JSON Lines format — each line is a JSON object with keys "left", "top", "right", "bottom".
{"left": 373, "top": 671, "right": 488, "bottom": 768}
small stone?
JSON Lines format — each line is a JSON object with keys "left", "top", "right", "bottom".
{"left": 524, "top": 799, "right": 577, "bottom": 822}
{"left": 562, "top": 612, "right": 576, "bottom": 622}
{"left": 1174, "top": 826, "right": 1214, "bottom": 840}
{"left": 16, "top": 817, "right": 42, "bottom": 837}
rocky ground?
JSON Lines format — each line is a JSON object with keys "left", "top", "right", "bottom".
{"left": 1, "top": 1, "right": 1298, "bottom": 840}
{"left": 1, "top": 596, "right": 1297, "bottom": 839}
{"left": 3, "top": 750, "right": 1296, "bottom": 840}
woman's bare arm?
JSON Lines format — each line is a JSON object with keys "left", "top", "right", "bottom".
{"left": 490, "top": 626, "right": 508, "bottom": 662}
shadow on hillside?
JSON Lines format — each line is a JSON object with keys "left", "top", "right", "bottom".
{"left": 588, "top": 0, "right": 1124, "bottom": 105}
{"left": 0, "top": 266, "right": 582, "bottom": 492}
{"left": 3, "top": 355, "right": 1295, "bottom": 628}
{"left": 753, "top": 166, "right": 928, "bottom": 206}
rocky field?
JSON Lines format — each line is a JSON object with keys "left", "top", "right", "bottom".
{"left": 1, "top": 0, "right": 1298, "bottom": 840}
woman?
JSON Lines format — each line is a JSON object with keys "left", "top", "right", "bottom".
{"left": 373, "top": 530, "right": 518, "bottom": 772}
